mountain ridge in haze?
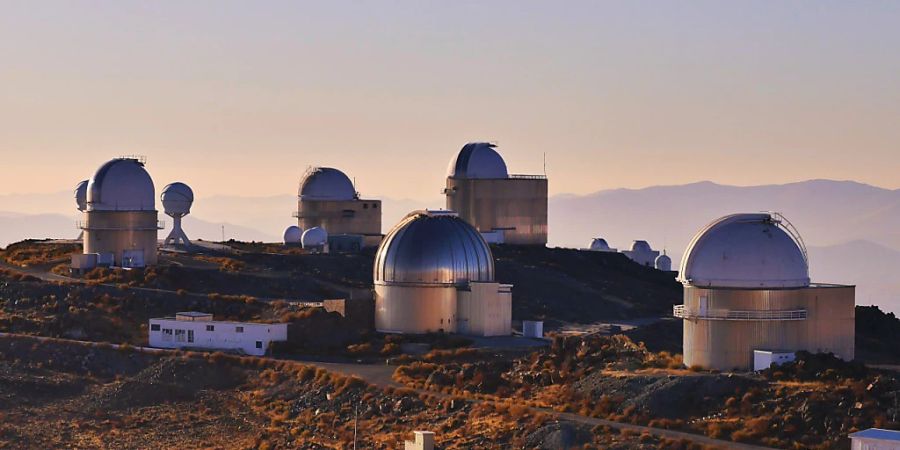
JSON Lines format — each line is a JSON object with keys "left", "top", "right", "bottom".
{"left": 3, "top": 179, "right": 900, "bottom": 313}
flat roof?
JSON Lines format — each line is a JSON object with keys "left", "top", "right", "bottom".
{"left": 849, "top": 428, "right": 900, "bottom": 441}
{"left": 176, "top": 311, "right": 212, "bottom": 317}
{"left": 150, "top": 317, "right": 286, "bottom": 326}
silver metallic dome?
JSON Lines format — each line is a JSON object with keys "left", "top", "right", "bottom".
{"left": 75, "top": 180, "right": 89, "bottom": 211}
{"left": 161, "top": 182, "right": 194, "bottom": 215}
{"left": 447, "top": 142, "right": 509, "bottom": 179}
{"left": 375, "top": 210, "right": 495, "bottom": 285}
{"left": 87, "top": 158, "right": 155, "bottom": 211}
{"left": 678, "top": 213, "right": 810, "bottom": 289}
{"left": 298, "top": 167, "right": 357, "bottom": 201}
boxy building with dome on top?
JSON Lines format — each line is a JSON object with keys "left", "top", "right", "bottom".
{"left": 76, "top": 157, "right": 162, "bottom": 268}
{"left": 294, "top": 167, "right": 382, "bottom": 247}
{"left": 444, "top": 143, "right": 548, "bottom": 245}
{"left": 674, "top": 213, "right": 855, "bottom": 371}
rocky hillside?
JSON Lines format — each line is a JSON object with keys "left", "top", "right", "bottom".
{"left": 0, "top": 335, "right": 674, "bottom": 449}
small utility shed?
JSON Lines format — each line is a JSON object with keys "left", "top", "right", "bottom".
{"left": 850, "top": 428, "right": 900, "bottom": 450}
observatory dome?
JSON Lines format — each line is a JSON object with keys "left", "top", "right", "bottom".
{"left": 447, "top": 143, "right": 509, "bottom": 179}
{"left": 590, "top": 238, "right": 611, "bottom": 251}
{"left": 298, "top": 167, "right": 356, "bottom": 201}
{"left": 283, "top": 225, "right": 302, "bottom": 244}
{"left": 301, "top": 226, "right": 328, "bottom": 248}
{"left": 632, "top": 240, "right": 652, "bottom": 253}
{"left": 161, "top": 182, "right": 194, "bottom": 215}
{"left": 655, "top": 253, "right": 672, "bottom": 271}
{"left": 678, "top": 213, "right": 810, "bottom": 289}
{"left": 86, "top": 158, "right": 155, "bottom": 211}
{"left": 75, "top": 180, "right": 89, "bottom": 212}
{"left": 375, "top": 210, "right": 494, "bottom": 285}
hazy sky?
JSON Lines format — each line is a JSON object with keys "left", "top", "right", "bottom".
{"left": 1, "top": 1, "right": 898, "bottom": 202}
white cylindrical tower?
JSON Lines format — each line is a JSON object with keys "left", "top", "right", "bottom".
{"left": 676, "top": 213, "right": 854, "bottom": 370}
{"left": 161, "top": 182, "right": 194, "bottom": 247}
{"left": 81, "top": 157, "right": 160, "bottom": 267}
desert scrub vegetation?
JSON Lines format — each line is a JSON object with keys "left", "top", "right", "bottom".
{"left": 393, "top": 333, "right": 900, "bottom": 449}
{"left": 1, "top": 240, "right": 81, "bottom": 267}
{"left": 194, "top": 255, "right": 247, "bottom": 272}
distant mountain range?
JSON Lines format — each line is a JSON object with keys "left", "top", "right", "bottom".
{"left": 2, "top": 179, "right": 899, "bottom": 313}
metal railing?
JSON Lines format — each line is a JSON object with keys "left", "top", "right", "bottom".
{"left": 673, "top": 304, "right": 807, "bottom": 321}
{"left": 509, "top": 174, "right": 548, "bottom": 180}
{"left": 117, "top": 155, "right": 147, "bottom": 164}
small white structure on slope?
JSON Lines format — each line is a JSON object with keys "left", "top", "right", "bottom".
{"left": 302, "top": 226, "right": 328, "bottom": 253}
{"left": 588, "top": 237, "right": 617, "bottom": 252}
{"left": 621, "top": 240, "right": 660, "bottom": 267}
{"left": 404, "top": 431, "right": 435, "bottom": 450}
{"left": 752, "top": 350, "right": 796, "bottom": 371}
{"left": 161, "top": 182, "right": 194, "bottom": 246}
{"left": 283, "top": 225, "right": 302, "bottom": 245}
{"left": 850, "top": 429, "right": 900, "bottom": 450}
{"left": 655, "top": 251, "right": 672, "bottom": 271}
{"left": 148, "top": 312, "right": 288, "bottom": 356}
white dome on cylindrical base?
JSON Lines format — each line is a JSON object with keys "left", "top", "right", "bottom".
{"left": 87, "top": 158, "right": 156, "bottom": 211}
{"left": 678, "top": 213, "right": 810, "bottom": 289}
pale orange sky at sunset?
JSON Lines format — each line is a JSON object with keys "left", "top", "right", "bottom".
{"left": 1, "top": 1, "right": 898, "bottom": 202}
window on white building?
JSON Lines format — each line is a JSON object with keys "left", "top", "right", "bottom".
{"left": 188, "top": 330, "right": 194, "bottom": 343}
{"left": 175, "top": 329, "right": 186, "bottom": 342}
{"left": 162, "top": 329, "right": 173, "bottom": 342}
{"left": 206, "top": 325, "right": 214, "bottom": 332}
{"left": 256, "top": 341, "right": 263, "bottom": 349}
{"left": 150, "top": 324, "right": 160, "bottom": 331}
{"left": 236, "top": 326, "right": 244, "bottom": 333}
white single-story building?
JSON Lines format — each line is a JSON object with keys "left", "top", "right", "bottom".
{"left": 753, "top": 350, "right": 796, "bottom": 371}
{"left": 148, "top": 312, "right": 288, "bottom": 356}
{"left": 850, "top": 429, "right": 900, "bottom": 450}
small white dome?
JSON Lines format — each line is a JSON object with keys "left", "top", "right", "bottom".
{"left": 632, "top": 240, "right": 652, "bottom": 253}
{"left": 86, "top": 158, "right": 155, "bottom": 211}
{"left": 75, "top": 180, "right": 89, "bottom": 211}
{"left": 655, "top": 253, "right": 672, "bottom": 271}
{"left": 590, "top": 238, "right": 610, "bottom": 251}
{"left": 301, "top": 226, "right": 328, "bottom": 248}
{"left": 161, "top": 182, "right": 194, "bottom": 215}
{"left": 678, "top": 213, "right": 810, "bottom": 289}
{"left": 283, "top": 225, "right": 302, "bottom": 244}
{"left": 447, "top": 142, "right": 509, "bottom": 179}
{"left": 298, "top": 167, "right": 356, "bottom": 201}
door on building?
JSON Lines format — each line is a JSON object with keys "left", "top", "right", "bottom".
{"left": 122, "top": 250, "right": 144, "bottom": 268}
